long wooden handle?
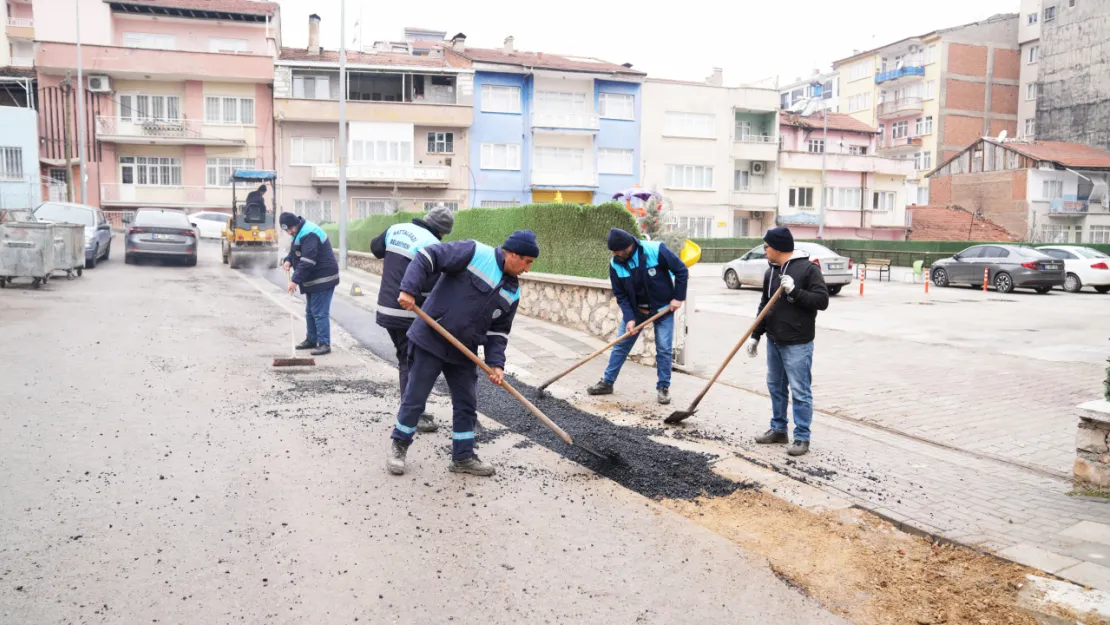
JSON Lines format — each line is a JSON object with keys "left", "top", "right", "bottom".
{"left": 685, "top": 286, "right": 785, "bottom": 413}
{"left": 538, "top": 306, "right": 672, "bottom": 389}
{"left": 411, "top": 304, "right": 574, "bottom": 446}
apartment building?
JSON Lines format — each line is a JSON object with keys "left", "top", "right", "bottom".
{"left": 641, "top": 71, "right": 780, "bottom": 238}
{"left": 1018, "top": 0, "right": 1042, "bottom": 140}
{"left": 2, "top": 0, "right": 34, "bottom": 72}
{"left": 779, "top": 70, "right": 839, "bottom": 113}
{"left": 834, "top": 14, "right": 1020, "bottom": 205}
{"left": 776, "top": 112, "right": 915, "bottom": 240}
{"left": 32, "top": 0, "right": 280, "bottom": 211}
{"left": 273, "top": 18, "right": 473, "bottom": 222}
{"left": 0, "top": 104, "right": 39, "bottom": 208}
{"left": 448, "top": 35, "right": 644, "bottom": 207}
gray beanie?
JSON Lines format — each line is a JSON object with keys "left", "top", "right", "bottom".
{"left": 424, "top": 205, "right": 454, "bottom": 236}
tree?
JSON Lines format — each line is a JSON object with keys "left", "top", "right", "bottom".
{"left": 637, "top": 194, "right": 688, "bottom": 251}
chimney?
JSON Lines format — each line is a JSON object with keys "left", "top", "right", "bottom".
{"left": 307, "top": 14, "right": 321, "bottom": 56}
{"left": 503, "top": 36, "right": 514, "bottom": 54}
{"left": 450, "top": 32, "right": 466, "bottom": 53}
{"left": 706, "top": 67, "right": 723, "bottom": 87}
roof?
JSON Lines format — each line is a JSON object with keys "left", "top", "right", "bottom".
{"left": 832, "top": 13, "right": 1017, "bottom": 67}
{"left": 451, "top": 46, "right": 644, "bottom": 76}
{"left": 907, "top": 205, "right": 1020, "bottom": 242}
{"left": 107, "top": 0, "right": 278, "bottom": 17}
{"left": 1001, "top": 140, "right": 1110, "bottom": 169}
{"left": 278, "top": 47, "right": 465, "bottom": 69}
{"left": 780, "top": 111, "right": 877, "bottom": 134}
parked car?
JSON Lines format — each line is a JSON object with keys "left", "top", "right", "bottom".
{"left": 124, "top": 208, "right": 198, "bottom": 266}
{"left": 1035, "top": 245, "right": 1110, "bottom": 294}
{"left": 930, "top": 244, "right": 1065, "bottom": 294}
{"left": 33, "top": 202, "right": 112, "bottom": 268}
{"left": 723, "top": 241, "right": 854, "bottom": 295}
{"left": 189, "top": 211, "right": 230, "bottom": 239}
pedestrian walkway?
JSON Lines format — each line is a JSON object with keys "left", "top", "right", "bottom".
{"left": 333, "top": 263, "right": 1110, "bottom": 592}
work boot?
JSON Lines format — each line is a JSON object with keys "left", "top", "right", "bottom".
{"left": 587, "top": 380, "right": 614, "bottom": 396}
{"left": 657, "top": 388, "right": 671, "bottom": 405}
{"left": 449, "top": 456, "right": 495, "bottom": 477}
{"left": 310, "top": 344, "right": 331, "bottom": 356}
{"left": 787, "top": 440, "right": 810, "bottom": 456}
{"left": 295, "top": 339, "right": 317, "bottom": 350}
{"left": 416, "top": 414, "right": 439, "bottom": 433}
{"left": 755, "top": 429, "right": 789, "bottom": 444}
{"left": 386, "top": 439, "right": 410, "bottom": 475}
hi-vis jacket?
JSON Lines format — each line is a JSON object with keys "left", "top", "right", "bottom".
{"left": 370, "top": 219, "right": 443, "bottom": 330}
{"left": 608, "top": 240, "right": 688, "bottom": 321}
{"left": 283, "top": 217, "right": 340, "bottom": 294}
{"left": 401, "top": 240, "right": 520, "bottom": 368}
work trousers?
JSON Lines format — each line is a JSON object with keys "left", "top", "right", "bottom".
{"left": 304, "top": 287, "right": 335, "bottom": 346}
{"left": 391, "top": 345, "right": 479, "bottom": 460}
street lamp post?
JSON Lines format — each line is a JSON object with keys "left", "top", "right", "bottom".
{"left": 75, "top": 0, "right": 88, "bottom": 204}
{"left": 338, "top": 0, "right": 348, "bottom": 269}
{"left": 818, "top": 105, "right": 827, "bottom": 239}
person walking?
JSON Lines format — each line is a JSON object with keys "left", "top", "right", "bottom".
{"left": 747, "top": 227, "right": 828, "bottom": 456}
{"left": 387, "top": 230, "right": 539, "bottom": 477}
{"left": 587, "top": 228, "right": 687, "bottom": 405}
{"left": 369, "top": 205, "right": 456, "bottom": 434}
{"left": 280, "top": 212, "right": 340, "bottom": 357}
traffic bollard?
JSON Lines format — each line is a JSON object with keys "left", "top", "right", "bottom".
{"left": 982, "top": 267, "right": 989, "bottom": 292}
{"left": 859, "top": 264, "right": 865, "bottom": 296}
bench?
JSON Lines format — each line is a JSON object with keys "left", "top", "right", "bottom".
{"left": 863, "top": 258, "right": 892, "bottom": 281}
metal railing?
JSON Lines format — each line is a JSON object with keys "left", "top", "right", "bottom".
{"left": 1048, "top": 199, "right": 1089, "bottom": 214}
{"left": 877, "top": 97, "right": 924, "bottom": 118}
{"left": 311, "top": 164, "right": 451, "bottom": 184}
{"left": 6, "top": 17, "right": 33, "bottom": 28}
{"left": 875, "top": 66, "right": 925, "bottom": 84}
{"left": 734, "top": 134, "right": 776, "bottom": 144}
{"left": 95, "top": 116, "right": 246, "bottom": 142}
{"left": 733, "top": 183, "right": 776, "bottom": 194}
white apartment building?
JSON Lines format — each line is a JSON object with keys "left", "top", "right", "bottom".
{"left": 1019, "top": 0, "right": 1043, "bottom": 139}
{"left": 779, "top": 70, "right": 839, "bottom": 113}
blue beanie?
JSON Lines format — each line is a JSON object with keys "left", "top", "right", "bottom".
{"left": 607, "top": 228, "right": 637, "bottom": 251}
{"left": 503, "top": 229, "right": 540, "bottom": 258}
{"left": 279, "top": 212, "right": 301, "bottom": 230}
{"left": 763, "top": 226, "right": 794, "bottom": 253}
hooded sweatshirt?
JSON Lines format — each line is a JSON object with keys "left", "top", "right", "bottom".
{"left": 752, "top": 251, "right": 829, "bottom": 345}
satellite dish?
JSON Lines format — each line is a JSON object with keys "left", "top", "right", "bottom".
{"left": 997, "top": 130, "right": 1008, "bottom": 142}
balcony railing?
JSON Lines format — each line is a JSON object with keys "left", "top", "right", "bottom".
{"left": 877, "top": 97, "right": 924, "bottom": 119}
{"left": 733, "top": 183, "right": 776, "bottom": 194}
{"left": 7, "top": 17, "right": 33, "bottom": 28}
{"left": 10, "top": 56, "right": 33, "bottom": 67}
{"left": 100, "top": 183, "right": 221, "bottom": 207}
{"left": 531, "top": 170, "right": 599, "bottom": 187}
{"left": 311, "top": 164, "right": 451, "bottom": 186}
{"left": 879, "top": 136, "right": 922, "bottom": 151}
{"left": 1048, "top": 199, "right": 1089, "bottom": 214}
{"left": 531, "top": 111, "right": 600, "bottom": 131}
{"left": 875, "top": 66, "right": 925, "bottom": 84}
{"left": 96, "top": 116, "right": 246, "bottom": 145}
{"left": 735, "top": 134, "right": 776, "bottom": 144}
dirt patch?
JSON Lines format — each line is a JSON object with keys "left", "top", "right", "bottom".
{"left": 664, "top": 490, "right": 1065, "bottom": 625}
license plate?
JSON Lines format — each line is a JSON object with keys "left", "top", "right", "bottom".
{"left": 152, "top": 233, "right": 174, "bottom": 241}
{"left": 827, "top": 264, "right": 843, "bottom": 270}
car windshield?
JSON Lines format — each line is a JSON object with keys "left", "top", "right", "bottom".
{"left": 1075, "top": 247, "right": 1110, "bottom": 259}
{"left": 798, "top": 243, "right": 838, "bottom": 258}
{"left": 1012, "top": 247, "right": 1050, "bottom": 259}
{"left": 34, "top": 203, "right": 94, "bottom": 227}
{"left": 134, "top": 210, "right": 190, "bottom": 228}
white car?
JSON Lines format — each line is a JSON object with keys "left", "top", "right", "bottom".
{"left": 1036, "top": 245, "right": 1110, "bottom": 293}
{"left": 722, "top": 241, "right": 854, "bottom": 295}
{"left": 188, "top": 211, "right": 230, "bottom": 239}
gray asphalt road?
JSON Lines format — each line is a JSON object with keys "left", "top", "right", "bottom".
{"left": 0, "top": 239, "right": 845, "bottom": 624}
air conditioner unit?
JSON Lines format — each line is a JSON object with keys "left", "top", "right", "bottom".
{"left": 750, "top": 161, "right": 767, "bottom": 176}
{"left": 444, "top": 157, "right": 453, "bottom": 166}
{"left": 87, "top": 75, "right": 111, "bottom": 93}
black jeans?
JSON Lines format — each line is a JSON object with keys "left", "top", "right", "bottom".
{"left": 386, "top": 327, "right": 412, "bottom": 397}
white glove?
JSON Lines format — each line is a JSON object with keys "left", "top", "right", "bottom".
{"left": 780, "top": 274, "right": 795, "bottom": 294}
{"left": 746, "top": 337, "right": 759, "bottom": 358}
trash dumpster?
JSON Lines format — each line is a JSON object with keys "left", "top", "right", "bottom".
{"left": 0, "top": 221, "right": 56, "bottom": 288}
{"left": 50, "top": 223, "right": 86, "bottom": 279}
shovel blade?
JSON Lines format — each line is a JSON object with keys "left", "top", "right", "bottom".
{"left": 575, "top": 441, "right": 618, "bottom": 464}
{"left": 663, "top": 409, "right": 695, "bottom": 425}
{"left": 273, "top": 358, "right": 316, "bottom": 367}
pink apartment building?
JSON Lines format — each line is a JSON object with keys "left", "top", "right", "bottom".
{"left": 32, "top": 0, "right": 280, "bottom": 213}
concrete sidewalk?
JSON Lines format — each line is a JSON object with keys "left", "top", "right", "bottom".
{"left": 336, "top": 263, "right": 1110, "bottom": 593}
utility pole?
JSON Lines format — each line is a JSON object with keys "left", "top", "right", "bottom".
{"left": 818, "top": 98, "right": 828, "bottom": 239}
{"left": 75, "top": 0, "right": 88, "bottom": 204}
{"left": 338, "top": 0, "right": 348, "bottom": 269}
{"left": 62, "top": 75, "right": 74, "bottom": 203}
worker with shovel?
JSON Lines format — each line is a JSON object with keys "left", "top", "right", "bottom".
{"left": 370, "top": 205, "right": 456, "bottom": 434}
{"left": 747, "top": 227, "right": 829, "bottom": 456}
{"left": 587, "top": 228, "right": 687, "bottom": 405}
{"left": 386, "top": 230, "right": 539, "bottom": 477}
{"left": 280, "top": 212, "right": 340, "bottom": 357}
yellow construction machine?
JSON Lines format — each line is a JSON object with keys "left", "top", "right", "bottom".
{"left": 221, "top": 169, "right": 279, "bottom": 269}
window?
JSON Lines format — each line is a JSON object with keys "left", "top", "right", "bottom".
{"left": 598, "top": 148, "right": 634, "bottom": 175}
{"left": 924, "top": 80, "right": 936, "bottom": 100}
{"left": 480, "top": 200, "right": 520, "bottom": 208}
{"left": 807, "top": 139, "right": 825, "bottom": 153}
{"left": 351, "top": 139, "right": 413, "bottom": 164}
{"left": 837, "top": 187, "right": 863, "bottom": 209}
{"left": 847, "top": 93, "right": 871, "bottom": 113}
{"left": 892, "top": 121, "right": 909, "bottom": 139}
{"left": 1043, "top": 179, "right": 1064, "bottom": 199}
{"left": 915, "top": 116, "right": 933, "bottom": 135}
{"left": 1038, "top": 225, "right": 1069, "bottom": 243}
{"left": 665, "top": 165, "right": 714, "bottom": 190}
{"left": 535, "top": 91, "right": 588, "bottom": 114}
{"left": 917, "top": 186, "right": 930, "bottom": 204}
{"left": 788, "top": 187, "right": 814, "bottom": 208}
{"left": 1044, "top": 5, "right": 1056, "bottom": 21}
{"left": 427, "top": 132, "right": 454, "bottom": 154}
{"left": 480, "top": 84, "right": 521, "bottom": 114}
{"left": 120, "top": 156, "right": 183, "bottom": 186}
{"left": 1027, "top": 83, "right": 1038, "bottom": 100}
{"left": 480, "top": 143, "right": 521, "bottom": 170}
{"left": 292, "top": 75, "right": 331, "bottom": 99}
{"left": 291, "top": 137, "right": 335, "bottom": 165}
{"left": 848, "top": 61, "right": 871, "bottom": 81}
{"left": 599, "top": 92, "right": 635, "bottom": 120}
{"left": 421, "top": 201, "right": 460, "bottom": 212}
{"left": 48, "top": 168, "right": 67, "bottom": 184}
{"left": 822, "top": 80, "right": 833, "bottom": 100}
{"left": 209, "top": 38, "right": 248, "bottom": 53}
{"left": 204, "top": 96, "right": 254, "bottom": 125}
{"left": 534, "top": 146, "right": 585, "bottom": 172}
{"left": 123, "top": 32, "right": 175, "bottom": 50}
{"left": 1089, "top": 226, "right": 1110, "bottom": 244}
{"left": 872, "top": 191, "right": 896, "bottom": 211}
{"left": 663, "top": 112, "right": 715, "bottom": 138}
{"left": 1028, "top": 46, "right": 1040, "bottom": 64}
{"left": 734, "top": 169, "right": 750, "bottom": 190}
{"left": 736, "top": 120, "right": 752, "bottom": 140}
{"left": 294, "top": 199, "right": 333, "bottom": 223}
{"left": 914, "top": 151, "right": 932, "bottom": 170}
{"left": 355, "top": 198, "right": 392, "bottom": 217}
{"left": 0, "top": 146, "right": 23, "bottom": 180}
{"left": 849, "top": 145, "right": 868, "bottom": 155}
{"left": 119, "top": 94, "right": 181, "bottom": 121}
{"left": 1024, "top": 118, "right": 1037, "bottom": 137}
{"left": 925, "top": 44, "right": 937, "bottom": 64}
{"left": 676, "top": 216, "right": 713, "bottom": 238}
{"left": 206, "top": 157, "right": 256, "bottom": 186}
{"left": 780, "top": 93, "right": 790, "bottom": 109}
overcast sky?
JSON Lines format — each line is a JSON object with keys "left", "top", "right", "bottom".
{"left": 275, "top": 0, "right": 1018, "bottom": 87}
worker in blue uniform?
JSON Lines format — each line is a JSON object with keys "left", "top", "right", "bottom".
{"left": 587, "top": 228, "right": 687, "bottom": 405}
{"left": 370, "top": 205, "right": 456, "bottom": 434}
{"left": 280, "top": 212, "right": 340, "bottom": 356}
{"left": 386, "top": 230, "right": 540, "bottom": 477}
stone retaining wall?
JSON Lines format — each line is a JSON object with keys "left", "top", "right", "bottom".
{"left": 1075, "top": 400, "right": 1110, "bottom": 488}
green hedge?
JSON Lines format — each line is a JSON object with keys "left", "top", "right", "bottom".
{"left": 323, "top": 202, "right": 639, "bottom": 279}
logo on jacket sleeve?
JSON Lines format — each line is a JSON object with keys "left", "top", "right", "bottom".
{"left": 492, "top": 309, "right": 502, "bottom": 319}
{"left": 647, "top": 267, "right": 657, "bottom": 277}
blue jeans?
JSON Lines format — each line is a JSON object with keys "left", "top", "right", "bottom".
{"left": 304, "top": 288, "right": 335, "bottom": 346}
{"left": 766, "top": 340, "right": 814, "bottom": 441}
{"left": 603, "top": 312, "right": 674, "bottom": 390}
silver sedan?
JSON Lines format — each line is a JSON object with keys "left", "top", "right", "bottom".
{"left": 722, "top": 241, "right": 854, "bottom": 295}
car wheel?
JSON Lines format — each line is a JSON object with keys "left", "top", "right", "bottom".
{"left": 1064, "top": 273, "right": 1082, "bottom": 293}
{"left": 932, "top": 267, "right": 950, "bottom": 287}
{"left": 1095, "top": 285, "right": 1110, "bottom": 294}
{"left": 76, "top": 267, "right": 82, "bottom": 277}
{"left": 86, "top": 248, "right": 98, "bottom": 269}
{"left": 724, "top": 269, "right": 741, "bottom": 290}
{"left": 228, "top": 248, "right": 239, "bottom": 269}
{"left": 1034, "top": 286, "right": 1052, "bottom": 294}
{"left": 994, "top": 272, "right": 1014, "bottom": 293}
{"left": 186, "top": 256, "right": 198, "bottom": 267}
{"left": 828, "top": 285, "right": 842, "bottom": 296}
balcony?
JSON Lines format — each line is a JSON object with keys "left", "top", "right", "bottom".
{"left": 1048, "top": 199, "right": 1089, "bottom": 215}
{"left": 6, "top": 17, "right": 33, "bottom": 40}
{"left": 35, "top": 42, "right": 273, "bottom": 82}
{"left": 875, "top": 65, "right": 925, "bottom": 85}
{"left": 734, "top": 133, "right": 780, "bottom": 161}
{"left": 531, "top": 111, "right": 601, "bottom": 132}
{"left": 877, "top": 97, "right": 924, "bottom": 120}
{"left": 100, "top": 184, "right": 232, "bottom": 209}
{"left": 95, "top": 117, "right": 246, "bottom": 146}
{"left": 531, "top": 170, "right": 599, "bottom": 188}
{"left": 878, "top": 136, "right": 922, "bottom": 155}
{"left": 311, "top": 164, "right": 450, "bottom": 188}
{"left": 779, "top": 151, "right": 916, "bottom": 177}
{"left": 10, "top": 56, "right": 33, "bottom": 68}
{"left": 732, "top": 184, "right": 778, "bottom": 210}
{"left": 274, "top": 98, "right": 472, "bottom": 128}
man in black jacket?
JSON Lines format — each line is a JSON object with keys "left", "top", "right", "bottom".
{"left": 747, "top": 227, "right": 828, "bottom": 456}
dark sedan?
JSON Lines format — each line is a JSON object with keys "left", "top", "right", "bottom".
{"left": 124, "top": 209, "right": 198, "bottom": 266}
{"left": 930, "top": 244, "right": 1065, "bottom": 293}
